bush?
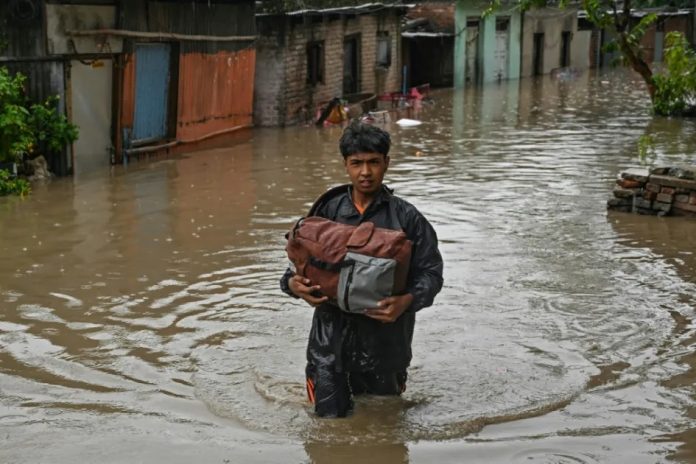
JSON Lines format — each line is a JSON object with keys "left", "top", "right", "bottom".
{"left": 29, "top": 96, "right": 79, "bottom": 154}
{"left": 0, "top": 67, "right": 33, "bottom": 163}
{"left": 0, "top": 168, "right": 30, "bottom": 196}
{"left": 652, "top": 32, "right": 696, "bottom": 116}
{"left": 0, "top": 66, "right": 79, "bottom": 189}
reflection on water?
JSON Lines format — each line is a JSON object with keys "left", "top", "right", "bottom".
{"left": 2, "top": 68, "right": 696, "bottom": 463}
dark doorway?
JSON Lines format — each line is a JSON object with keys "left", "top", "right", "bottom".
{"left": 343, "top": 35, "right": 360, "bottom": 95}
{"left": 560, "top": 31, "right": 571, "bottom": 67}
{"left": 533, "top": 32, "right": 544, "bottom": 76}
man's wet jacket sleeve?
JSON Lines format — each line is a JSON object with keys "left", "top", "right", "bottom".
{"left": 403, "top": 209, "right": 444, "bottom": 312}
{"left": 280, "top": 268, "right": 299, "bottom": 298}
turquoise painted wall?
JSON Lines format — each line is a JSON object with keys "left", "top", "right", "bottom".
{"left": 454, "top": 0, "right": 522, "bottom": 86}
{"left": 454, "top": 2, "right": 467, "bottom": 88}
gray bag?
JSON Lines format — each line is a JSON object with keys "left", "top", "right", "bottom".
{"left": 337, "top": 251, "right": 397, "bottom": 313}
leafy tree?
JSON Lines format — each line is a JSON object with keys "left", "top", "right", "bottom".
{"left": 505, "top": 0, "right": 696, "bottom": 115}
{"left": 652, "top": 31, "right": 696, "bottom": 115}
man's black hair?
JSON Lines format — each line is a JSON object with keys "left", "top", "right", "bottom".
{"left": 339, "top": 121, "right": 391, "bottom": 158}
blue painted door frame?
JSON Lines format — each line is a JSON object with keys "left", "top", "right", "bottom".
{"left": 133, "top": 43, "right": 171, "bottom": 143}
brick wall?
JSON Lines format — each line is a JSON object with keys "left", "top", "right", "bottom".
{"left": 255, "top": 11, "right": 403, "bottom": 127}
{"left": 639, "top": 15, "right": 691, "bottom": 64}
{"left": 608, "top": 166, "right": 696, "bottom": 217}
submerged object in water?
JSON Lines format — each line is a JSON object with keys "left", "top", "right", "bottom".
{"left": 396, "top": 118, "right": 422, "bottom": 127}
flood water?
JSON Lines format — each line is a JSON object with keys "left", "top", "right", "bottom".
{"left": 2, "top": 68, "right": 696, "bottom": 463}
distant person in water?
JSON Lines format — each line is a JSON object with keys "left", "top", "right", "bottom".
{"left": 280, "top": 121, "right": 444, "bottom": 417}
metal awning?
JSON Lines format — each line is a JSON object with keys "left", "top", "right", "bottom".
{"left": 257, "top": 2, "right": 414, "bottom": 17}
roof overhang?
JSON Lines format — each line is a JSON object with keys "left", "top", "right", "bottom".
{"left": 402, "top": 31, "right": 454, "bottom": 38}
{"left": 577, "top": 8, "right": 693, "bottom": 18}
{"left": 257, "top": 2, "right": 414, "bottom": 18}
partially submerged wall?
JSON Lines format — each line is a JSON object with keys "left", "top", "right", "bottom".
{"left": 608, "top": 166, "right": 696, "bottom": 217}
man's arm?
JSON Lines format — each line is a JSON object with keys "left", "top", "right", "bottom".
{"left": 364, "top": 206, "right": 443, "bottom": 322}
{"left": 280, "top": 268, "right": 299, "bottom": 298}
{"left": 405, "top": 210, "right": 444, "bottom": 312}
{"left": 281, "top": 268, "right": 329, "bottom": 307}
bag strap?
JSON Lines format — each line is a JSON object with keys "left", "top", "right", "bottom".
{"left": 308, "top": 256, "right": 354, "bottom": 272}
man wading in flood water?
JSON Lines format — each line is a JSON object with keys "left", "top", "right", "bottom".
{"left": 280, "top": 122, "right": 444, "bottom": 417}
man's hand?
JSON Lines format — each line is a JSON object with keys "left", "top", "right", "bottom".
{"left": 365, "top": 294, "right": 413, "bottom": 323}
{"left": 288, "top": 275, "right": 329, "bottom": 307}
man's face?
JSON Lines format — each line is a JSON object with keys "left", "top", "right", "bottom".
{"left": 344, "top": 152, "right": 390, "bottom": 196}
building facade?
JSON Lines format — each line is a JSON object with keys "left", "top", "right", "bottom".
{"left": 454, "top": 0, "right": 523, "bottom": 86}
{"left": 1, "top": 0, "right": 256, "bottom": 175}
{"left": 254, "top": 4, "right": 408, "bottom": 127}
{"left": 520, "top": 8, "right": 578, "bottom": 77}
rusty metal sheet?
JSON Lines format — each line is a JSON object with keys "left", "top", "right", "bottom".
{"left": 120, "top": 53, "right": 136, "bottom": 130}
{"left": 176, "top": 48, "right": 256, "bottom": 141}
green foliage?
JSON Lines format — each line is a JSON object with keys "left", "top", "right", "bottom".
{"left": 625, "top": 13, "right": 658, "bottom": 48}
{"left": 28, "top": 96, "right": 79, "bottom": 154}
{"left": 637, "top": 133, "right": 656, "bottom": 161}
{"left": 652, "top": 31, "right": 696, "bottom": 116}
{"left": 0, "top": 169, "right": 30, "bottom": 197}
{"left": 0, "top": 66, "right": 79, "bottom": 168}
{"left": 0, "top": 67, "right": 33, "bottom": 164}
{"left": 582, "top": 0, "right": 613, "bottom": 28}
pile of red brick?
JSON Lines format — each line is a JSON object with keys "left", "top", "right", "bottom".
{"left": 608, "top": 166, "right": 696, "bottom": 216}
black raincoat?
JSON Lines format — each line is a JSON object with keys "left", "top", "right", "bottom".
{"left": 280, "top": 185, "right": 443, "bottom": 415}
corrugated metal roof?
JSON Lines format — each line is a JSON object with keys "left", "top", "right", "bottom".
{"left": 402, "top": 31, "right": 453, "bottom": 38}
{"left": 404, "top": 2, "right": 455, "bottom": 34}
{"left": 577, "top": 8, "right": 692, "bottom": 18}
{"left": 257, "top": 2, "right": 413, "bottom": 17}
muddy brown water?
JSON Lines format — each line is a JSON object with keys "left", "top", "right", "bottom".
{"left": 2, "top": 69, "right": 696, "bottom": 463}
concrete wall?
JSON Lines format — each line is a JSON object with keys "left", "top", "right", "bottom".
{"left": 571, "top": 30, "right": 592, "bottom": 70}
{"left": 45, "top": 4, "right": 123, "bottom": 55}
{"left": 454, "top": 0, "right": 522, "bottom": 87}
{"left": 520, "top": 8, "right": 577, "bottom": 77}
{"left": 255, "top": 12, "right": 403, "bottom": 127}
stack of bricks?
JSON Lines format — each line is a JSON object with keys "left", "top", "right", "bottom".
{"left": 608, "top": 166, "right": 696, "bottom": 217}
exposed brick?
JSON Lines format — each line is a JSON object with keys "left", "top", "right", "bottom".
{"left": 675, "top": 194, "right": 690, "bottom": 203}
{"left": 621, "top": 169, "right": 650, "bottom": 183}
{"left": 608, "top": 197, "right": 632, "bottom": 207}
{"left": 661, "top": 186, "right": 676, "bottom": 195}
{"left": 645, "top": 182, "right": 661, "bottom": 192}
{"left": 673, "top": 201, "right": 696, "bottom": 213}
{"left": 667, "top": 165, "right": 696, "bottom": 180}
{"left": 649, "top": 174, "right": 696, "bottom": 190}
{"left": 634, "top": 197, "right": 652, "bottom": 209}
{"left": 652, "top": 201, "right": 671, "bottom": 214}
{"left": 650, "top": 166, "right": 671, "bottom": 175}
{"left": 621, "top": 169, "right": 649, "bottom": 183}
{"left": 616, "top": 178, "right": 643, "bottom": 189}
{"left": 656, "top": 192, "right": 673, "bottom": 203}
{"left": 613, "top": 187, "right": 637, "bottom": 198}
{"left": 690, "top": 192, "right": 696, "bottom": 205}
{"left": 643, "top": 191, "right": 657, "bottom": 201}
